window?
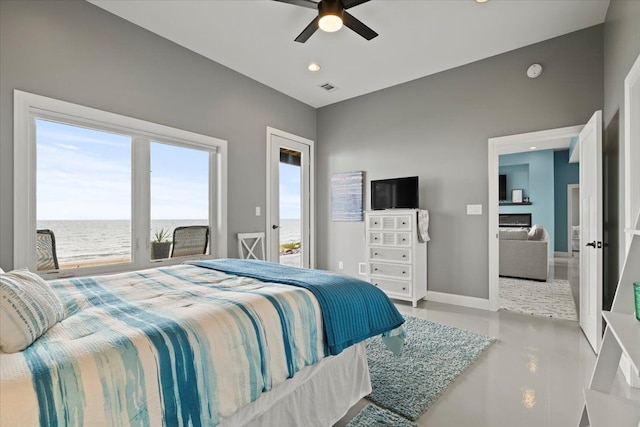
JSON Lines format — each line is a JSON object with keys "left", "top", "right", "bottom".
{"left": 36, "top": 119, "right": 133, "bottom": 269}
{"left": 15, "top": 90, "right": 227, "bottom": 278}
{"left": 150, "top": 141, "right": 211, "bottom": 261}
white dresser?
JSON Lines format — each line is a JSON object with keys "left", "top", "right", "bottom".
{"left": 366, "top": 209, "right": 427, "bottom": 307}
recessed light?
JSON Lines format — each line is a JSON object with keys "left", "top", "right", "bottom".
{"left": 476, "top": 0, "right": 490, "bottom": 3}
{"left": 529, "top": 146, "right": 537, "bottom": 150}
{"left": 308, "top": 63, "right": 321, "bottom": 72}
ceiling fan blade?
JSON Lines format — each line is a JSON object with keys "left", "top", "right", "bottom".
{"left": 343, "top": 0, "right": 371, "bottom": 9}
{"left": 295, "top": 16, "right": 320, "bottom": 43}
{"left": 342, "top": 11, "right": 378, "bottom": 40}
{"left": 273, "top": 0, "right": 318, "bottom": 9}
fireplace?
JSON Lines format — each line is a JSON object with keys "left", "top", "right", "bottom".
{"left": 499, "top": 213, "right": 532, "bottom": 228}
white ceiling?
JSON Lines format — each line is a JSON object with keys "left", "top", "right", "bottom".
{"left": 89, "top": 0, "right": 610, "bottom": 108}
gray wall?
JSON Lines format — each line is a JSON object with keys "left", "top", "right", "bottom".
{"left": 603, "top": 0, "right": 640, "bottom": 308}
{"left": 317, "top": 26, "right": 604, "bottom": 299}
{"left": 0, "top": 1, "right": 316, "bottom": 271}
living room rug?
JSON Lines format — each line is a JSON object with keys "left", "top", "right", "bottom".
{"left": 366, "top": 316, "right": 495, "bottom": 421}
{"left": 500, "top": 277, "right": 578, "bottom": 321}
{"left": 346, "top": 405, "right": 417, "bottom": 427}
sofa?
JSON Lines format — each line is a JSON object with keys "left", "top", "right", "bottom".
{"left": 499, "top": 225, "right": 549, "bottom": 281}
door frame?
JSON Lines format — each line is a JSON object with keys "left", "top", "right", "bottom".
{"left": 624, "top": 53, "right": 640, "bottom": 253}
{"left": 265, "top": 126, "right": 315, "bottom": 268}
{"left": 487, "top": 125, "right": 584, "bottom": 311}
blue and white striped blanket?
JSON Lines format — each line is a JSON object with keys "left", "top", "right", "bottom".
{"left": 0, "top": 263, "right": 402, "bottom": 426}
{"left": 189, "top": 259, "right": 405, "bottom": 355}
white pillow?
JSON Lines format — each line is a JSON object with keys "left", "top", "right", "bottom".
{"left": 528, "top": 225, "right": 545, "bottom": 241}
{"left": 0, "top": 267, "right": 4, "bottom": 273}
{"left": 0, "top": 269, "right": 65, "bottom": 353}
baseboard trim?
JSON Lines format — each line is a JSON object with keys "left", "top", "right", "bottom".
{"left": 427, "top": 291, "right": 490, "bottom": 311}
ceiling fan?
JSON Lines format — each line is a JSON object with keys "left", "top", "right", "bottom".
{"left": 274, "top": 0, "right": 378, "bottom": 43}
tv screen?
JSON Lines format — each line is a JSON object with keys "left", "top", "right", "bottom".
{"left": 371, "top": 176, "right": 419, "bottom": 210}
{"left": 499, "top": 174, "right": 507, "bottom": 201}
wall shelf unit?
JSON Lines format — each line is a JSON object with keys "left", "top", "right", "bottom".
{"left": 579, "top": 213, "right": 640, "bottom": 426}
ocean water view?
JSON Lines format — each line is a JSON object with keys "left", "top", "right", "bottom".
{"left": 37, "top": 219, "right": 301, "bottom": 266}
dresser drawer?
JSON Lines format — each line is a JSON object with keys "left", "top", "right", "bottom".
{"left": 396, "top": 232, "right": 411, "bottom": 246}
{"left": 369, "top": 262, "right": 411, "bottom": 279}
{"left": 395, "top": 216, "right": 412, "bottom": 230}
{"left": 368, "top": 215, "right": 413, "bottom": 231}
{"left": 369, "top": 247, "right": 411, "bottom": 262}
{"left": 368, "top": 231, "right": 412, "bottom": 246}
{"left": 368, "top": 216, "right": 383, "bottom": 229}
{"left": 370, "top": 277, "right": 411, "bottom": 296}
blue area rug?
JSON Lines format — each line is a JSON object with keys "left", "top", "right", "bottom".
{"left": 346, "top": 405, "right": 417, "bottom": 427}
{"left": 366, "top": 316, "right": 496, "bottom": 421}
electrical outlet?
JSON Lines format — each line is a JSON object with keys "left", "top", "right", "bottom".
{"left": 255, "top": 207, "right": 261, "bottom": 216}
{"left": 338, "top": 261, "right": 344, "bottom": 270}
{"left": 358, "top": 262, "right": 367, "bottom": 275}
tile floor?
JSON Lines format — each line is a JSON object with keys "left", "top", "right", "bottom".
{"left": 335, "top": 261, "right": 639, "bottom": 426}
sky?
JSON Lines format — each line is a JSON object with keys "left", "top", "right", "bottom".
{"left": 37, "top": 118, "right": 301, "bottom": 221}
{"left": 36, "top": 119, "right": 208, "bottom": 220}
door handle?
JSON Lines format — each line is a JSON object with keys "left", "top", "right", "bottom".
{"left": 586, "top": 241, "right": 596, "bottom": 248}
{"left": 272, "top": 224, "right": 280, "bottom": 230}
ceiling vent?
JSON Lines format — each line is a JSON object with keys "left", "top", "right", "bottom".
{"left": 319, "top": 82, "right": 339, "bottom": 92}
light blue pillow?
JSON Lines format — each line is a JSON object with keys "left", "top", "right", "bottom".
{"left": 0, "top": 269, "right": 65, "bottom": 353}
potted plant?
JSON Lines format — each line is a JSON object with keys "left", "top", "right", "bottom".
{"left": 151, "top": 228, "right": 172, "bottom": 260}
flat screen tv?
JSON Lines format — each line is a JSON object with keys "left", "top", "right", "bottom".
{"left": 371, "top": 176, "right": 419, "bottom": 210}
{"left": 499, "top": 174, "right": 507, "bottom": 201}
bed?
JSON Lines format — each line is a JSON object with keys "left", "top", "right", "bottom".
{"left": 0, "top": 259, "right": 404, "bottom": 426}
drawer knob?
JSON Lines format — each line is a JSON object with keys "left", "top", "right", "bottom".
{"left": 374, "top": 222, "right": 378, "bottom": 225}
{"left": 402, "top": 271, "right": 406, "bottom": 274}
{"left": 374, "top": 268, "right": 379, "bottom": 271}
{"left": 402, "top": 222, "right": 406, "bottom": 225}
{"left": 402, "top": 254, "right": 407, "bottom": 258}
{"left": 374, "top": 252, "right": 378, "bottom": 255}
{"left": 374, "top": 237, "right": 378, "bottom": 240}
{"left": 402, "top": 287, "right": 406, "bottom": 291}
{"left": 402, "top": 238, "right": 406, "bottom": 241}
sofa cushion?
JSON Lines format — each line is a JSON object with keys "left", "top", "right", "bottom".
{"left": 499, "top": 228, "right": 529, "bottom": 240}
{"left": 528, "top": 225, "right": 545, "bottom": 241}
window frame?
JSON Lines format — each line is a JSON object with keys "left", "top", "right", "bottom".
{"left": 14, "top": 90, "right": 227, "bottom": 278}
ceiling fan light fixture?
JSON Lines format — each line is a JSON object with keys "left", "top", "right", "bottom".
{"left": 319, "top": 14, "right": 343, "bottom": 32}
{"left": 318, "top": 0, "right": 344, "bottom": 32}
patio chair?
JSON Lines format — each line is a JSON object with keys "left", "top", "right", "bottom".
{"left": 36, "top": 229, "right": 59, "bottom": 271}
{"left": 170, "top": 226, "right": 209, "bottom": 258}
{"left": 237, "top": 232, "right": 265, "bottom": 260}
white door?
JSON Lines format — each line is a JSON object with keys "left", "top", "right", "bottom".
{"left": 267, "top": 130, "right": 312, "bottom": 268}
{"left": 579, "top": 110, "right": 603, "bottom": 353}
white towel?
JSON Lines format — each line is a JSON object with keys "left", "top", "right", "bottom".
{"left": 417, "top": 209, "right": 430, "bottom": 243}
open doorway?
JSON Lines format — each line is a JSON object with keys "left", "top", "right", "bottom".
{"left": 495, "top": 143, "right": 580, "bottom": 321}
{"left": 488, "top": 112, "right": 604, "bottom": 353}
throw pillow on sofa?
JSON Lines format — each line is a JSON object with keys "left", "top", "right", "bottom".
{"left": 528, "top": 225, "right": 545, "bottom": 241}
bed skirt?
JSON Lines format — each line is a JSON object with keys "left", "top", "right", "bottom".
{"left": 220, "top": 342, "right": 371, "bottom": 427}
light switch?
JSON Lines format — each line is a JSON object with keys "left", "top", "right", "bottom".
{"left": 255, "top": 207, "right": 261, "bottom": 216}
{"left": 338, "top": 261, "right": 344, "bottom": 270}
{"left": 467, "top": 204, "right": 482, "bottom": 215}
